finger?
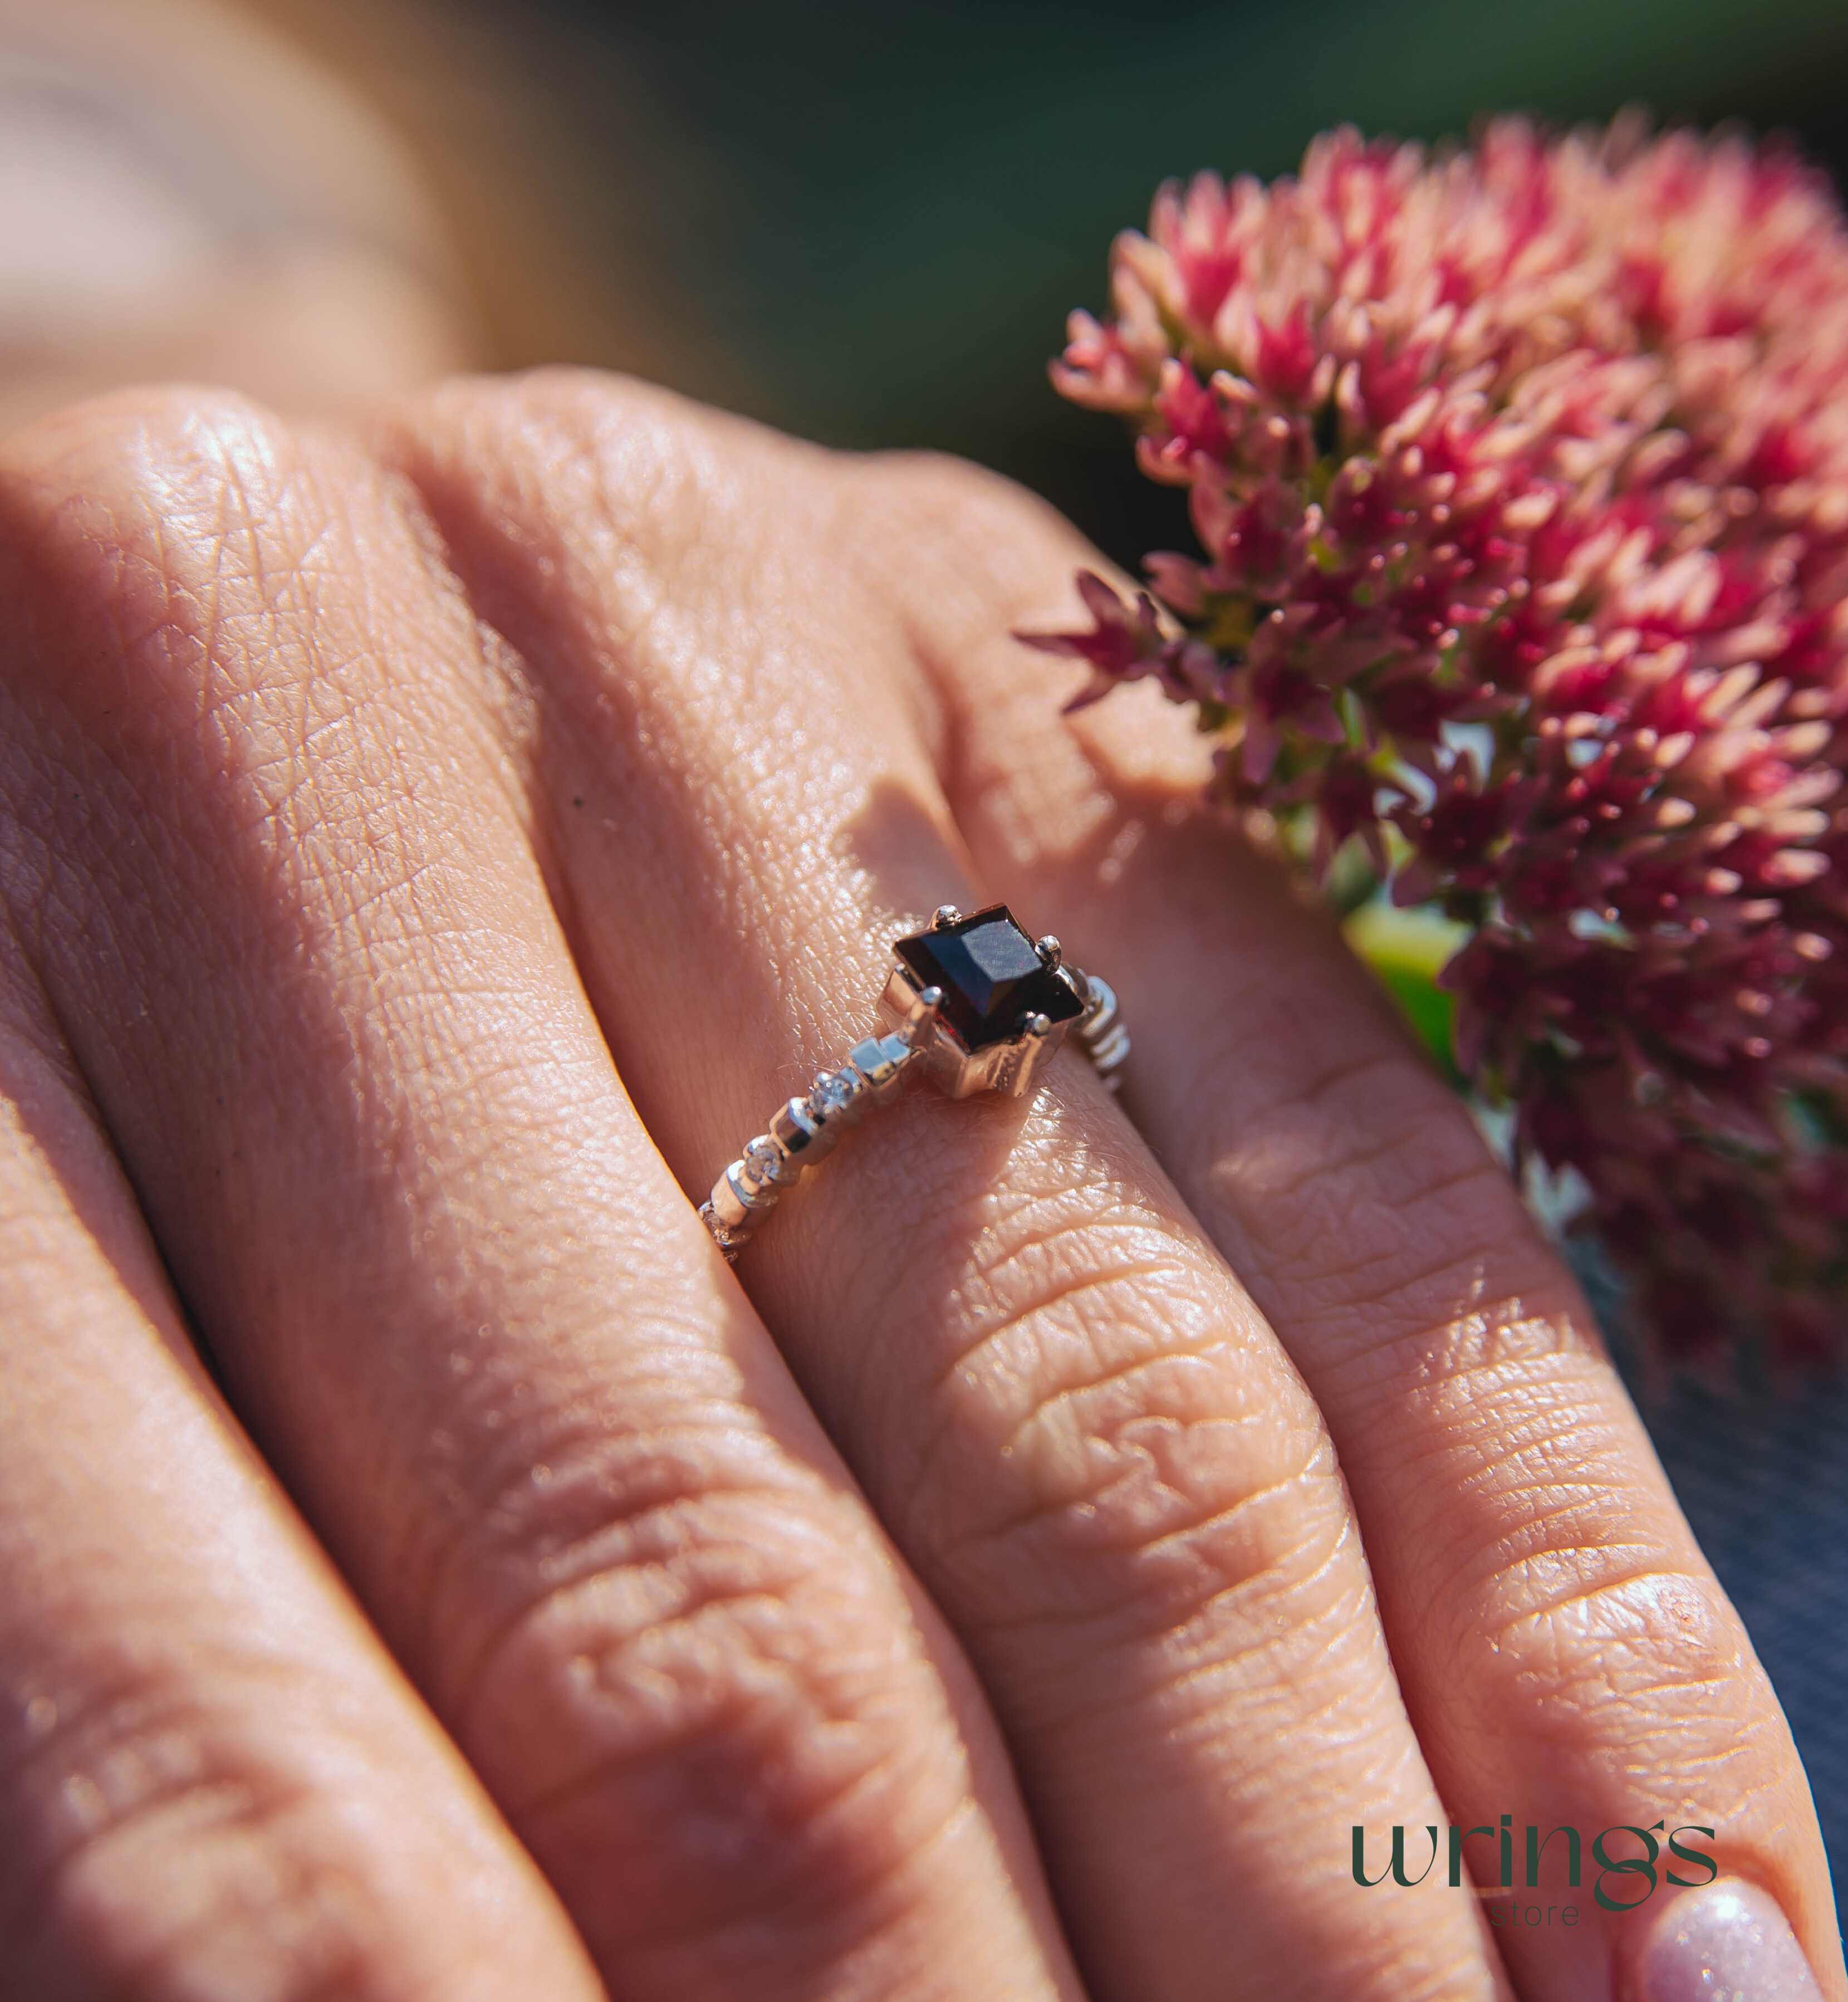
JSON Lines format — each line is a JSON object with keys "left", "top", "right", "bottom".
{"left": 0, "top": 954, "right": 599, "bottom": 1998}
{"left": 871, "top": 458, "right": 1847, "bottom": 2002}
{"left": 0, "top": 388, "right": 1081, "bottom": 2002}
{"left": 385, "top": 371, "right": 1515, "bottom": 2002}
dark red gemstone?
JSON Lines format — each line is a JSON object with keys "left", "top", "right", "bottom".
{"left": 895, "top": 905, "right": 1083, "bottom": 1050}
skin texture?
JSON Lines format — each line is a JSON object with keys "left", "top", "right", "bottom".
{"left": 0, "top": 371, "right": 1837, "bottom": 2002}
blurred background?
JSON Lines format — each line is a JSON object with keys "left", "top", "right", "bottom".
{"left": 3, "top": 0, "right": 1845, "bottom": 1894}
{"left": 251, "top": 0, "right": 1848, "bottom": 567}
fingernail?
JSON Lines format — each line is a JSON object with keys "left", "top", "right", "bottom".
{"left": 1633, "top": 1879, "right": 1825, "bottom": 2002}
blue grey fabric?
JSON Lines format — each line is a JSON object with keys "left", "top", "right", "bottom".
{"left": 1622, "top": 1367, "right": 1848, "bottom": 1899}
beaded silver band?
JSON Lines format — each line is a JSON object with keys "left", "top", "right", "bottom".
{"left": 699, "top": 903, "right": 1129, "bottom": 1262}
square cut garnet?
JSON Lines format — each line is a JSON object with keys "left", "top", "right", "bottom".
{"left": 895, "top": 905, "right": 1084, "bottom": 1051}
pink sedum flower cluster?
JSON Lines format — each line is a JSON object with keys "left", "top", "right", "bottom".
{"left": 1035, "top": 118, "right": 1848, "bottom": 1366}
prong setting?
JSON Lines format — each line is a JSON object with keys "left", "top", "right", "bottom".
{"left": 903, "top": 983, "right": 944, "bottom": 1040}
{"left": 700, "top": 903, "right": 1128, "bottom": 1260}
{"left": 885, "top": 904, "right": 1084, "bottom": 1098}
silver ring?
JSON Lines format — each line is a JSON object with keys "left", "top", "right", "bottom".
{"left": 699, "top": 903, "right": 1129, "bottom": 1261}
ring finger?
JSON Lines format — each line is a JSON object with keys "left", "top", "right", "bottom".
{"left": 386, "top": 371, "right": 1518, "bottom": 2002}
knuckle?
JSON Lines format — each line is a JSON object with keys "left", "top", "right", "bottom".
{"left": 410, "top": 366, "right": 804, "bottom": 574}
{"left": 862, "top": 447, "right": 1057, "bottom": 544}
{"left": 0, "top": 386, "right": 316, "bottom": 715}
{"left": 899, "top": 1167, "right": 1353, "bottom": 1660}
{"left": 1457, "top": 1554, "right": 1758, "bottom": 1767}
{"left": 418, "top": 367, "right": 699, "bottom": 501}
{"left": 441, "top": 1417, "right": 970, "bottom": 1959}
{"left": 0, "top": 389, "right": 380, "bottom": 892}
{"left": 399, "top": 369, "right": 850, "bottom": 720}
{"left": 1203, "top": 1027, "right": 1591, "bottom": 1382}
{"left": 0, "top": 384, "right": 480, "bottom": 975}
{"left": 853, "top": 448, "right": 1089, "bottom": 629}
{"left": 4, "top": 1671, "right": 390, "bottom": 2002}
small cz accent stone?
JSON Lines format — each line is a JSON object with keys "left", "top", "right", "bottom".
{"left": 895, "top": 904, "right": 1084, "bottom": 1051}
{"left": 743, "top": 1134, "right": 794, "bottom": 1188}
{"left": 808, "top": 1071, "right": 859, "bottom": 1117}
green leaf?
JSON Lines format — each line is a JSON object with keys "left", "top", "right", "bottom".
{"left": 1342, "top": 902, "right": 1467, "bottom": 1086}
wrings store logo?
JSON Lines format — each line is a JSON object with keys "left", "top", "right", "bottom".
{"left": 1353, "top": 1817, "right": 1718, "bottom": 1913}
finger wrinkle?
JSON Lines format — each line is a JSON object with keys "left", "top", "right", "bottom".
{"left": 425, "top": 1411, "right": 838, "bottom": 1723}
{"left": 1332, "top": 1297, "right": 1600, "bottom": 1411}
{"left": 459, "top": 1514, "right": 983, "bottom": 1977}
{"left": 0, "top": 1665, "right": 361, "bottom": 2001}
{"left": 1144, "top": 1532, "right": 1386, "bottom": 1726}
{"left": 977, "top": 1449, "right": 1357, "bottom": 1691}
{"left": 913, "top": 1303, "right": 1344, "bottom": 1660}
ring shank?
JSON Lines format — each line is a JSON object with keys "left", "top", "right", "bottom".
{"left": 698, "top": 958, "right": 1127, "bottom": 1262}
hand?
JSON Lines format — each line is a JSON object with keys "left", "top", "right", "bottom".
{"left": 0, "top": 373, "right": 1837, "bottom": 2002}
